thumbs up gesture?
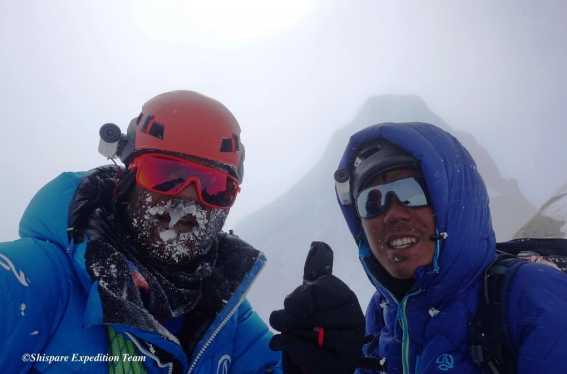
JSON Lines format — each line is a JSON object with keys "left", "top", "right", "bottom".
{"left": 269, "top": 242, "right": 366, "bottom": 374}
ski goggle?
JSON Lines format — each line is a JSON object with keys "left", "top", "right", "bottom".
{"left": 355, "top": 176, "right": 429, "bottom": 219}
{"left": 129, "top": 153, "right": 240, "bottom": 209}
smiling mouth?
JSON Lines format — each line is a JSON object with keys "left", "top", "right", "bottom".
{"left": 384, "top": 235, "right": 420, "bottom": 265}
{"left": 387, "top": 236, "right": 418, "bottom": 250}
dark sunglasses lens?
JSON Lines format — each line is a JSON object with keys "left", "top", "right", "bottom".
{"left": 356, "top": 177, "right": 428, "bottom": 218}
{"left": 357, "top": 188, "right": 384, "bottom": 218}
{"left": 392, "top": 178, "right": 428, "bottom": 206}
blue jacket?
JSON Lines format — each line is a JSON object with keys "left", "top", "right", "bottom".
{"left": 0, "top": 171, "right": 281, "bottom": 373}
{"left": 336, "top": 123, "right": 567, "bottom": 373}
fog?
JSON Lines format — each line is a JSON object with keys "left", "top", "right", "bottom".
{"left": 1, "top": 0, "right": 567, "bottom": 246}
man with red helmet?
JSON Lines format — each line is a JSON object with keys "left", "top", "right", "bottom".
{"left": 0, "top": 91, "right": 281, "bottom": 373}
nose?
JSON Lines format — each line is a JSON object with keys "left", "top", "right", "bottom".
{"left": 383, "top": 194, "right": 412, "bottom": 223}
{"left": 177, "top": 183, "right": 199, "bottom": 202}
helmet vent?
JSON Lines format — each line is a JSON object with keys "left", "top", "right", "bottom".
{"left": 141, "top": 114, "right": 154, "bottom": 132}
{"left": 148, "top": 122, "right": 165, "bottom": 140}
{"left": 220, "top": 138, "right": 234, "bottom": 152}
{"left": 359, "top": 146, "right": 380, "bottom": 160}
{"left": 354, "top": 145, "right": 381, "bottom": 168}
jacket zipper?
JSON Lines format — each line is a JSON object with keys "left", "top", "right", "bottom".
{"left": 186, "top": 257, "right": 266, "bottom": 374}
{"left": 125, "top": 332, "right": 174, "bottom": 374}
{"left": 400, "top": 289, "right": 422, "bottom": 374}
{"left": 120, "top": 255, "right": 265, "bottom": 374}
{"left": 400, "top": 231, "right": 442, "bottom": 373}
{"left": 186, "top": 292, "right": 248, "bottom": 373}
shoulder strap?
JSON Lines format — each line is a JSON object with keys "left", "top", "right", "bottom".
{"left": 470, "top": 254, "right": 525, "bottom": 374}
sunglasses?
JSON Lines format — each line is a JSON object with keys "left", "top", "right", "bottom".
{"left": 129, "top": 153, "right": 240, "bottom": 209}
{"left": 355, "top": 176, "right": 429, "bottom": 219}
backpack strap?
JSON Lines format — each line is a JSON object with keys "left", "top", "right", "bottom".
{"left": 469, "top": 254, "right": 526, "bottom": 374}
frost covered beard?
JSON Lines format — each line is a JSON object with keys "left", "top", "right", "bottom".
{"left": 127, "top": 188, "right": 228, "bottom": 268}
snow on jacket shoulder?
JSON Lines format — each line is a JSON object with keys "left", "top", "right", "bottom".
{"left": 336, "top": 123, "right": 567, "bottom": 373}
{"left": 0, "top": 170, "right": 281, "bottom": 373}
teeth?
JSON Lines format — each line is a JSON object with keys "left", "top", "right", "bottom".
{"left": 389, "top": 237, "right": 417, "bottom": 249}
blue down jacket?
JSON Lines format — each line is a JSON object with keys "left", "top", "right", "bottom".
{"left": 0, "top": 170, "right": 281, "bottom": 373}
{"left": 336, "top": 123, "right": 567, "bottom": 373}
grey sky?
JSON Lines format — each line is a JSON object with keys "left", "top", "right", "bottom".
{"left": 1, "top": 0, "right": 566, "bottom": 240}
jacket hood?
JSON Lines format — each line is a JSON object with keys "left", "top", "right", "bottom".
{"left": 19, "top": 171, "right": 89, "bottom": 249}
{"left": 336, "top": 122, "right": 496, "bottom": 304}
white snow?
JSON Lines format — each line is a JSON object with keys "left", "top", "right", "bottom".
{"left": 109, "top": 264, "right": 118, "bottom": 278}
{"left": 159, "top": 229, "right": 178, "bottom": 242}
{"left": 133, "top": 191, "right": 227, "bottom": 265}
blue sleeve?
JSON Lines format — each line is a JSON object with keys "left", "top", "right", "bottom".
{"left": 365, "top": 292, "right": 385, "bottom": 336}
{"left": 507, "top": 262, "right": 567, "bottom": 373}
{"left": 0, "top": 238, "right": 72, "bottom": 372}
{"left": 229, "top": 299, "right": 282, "bottom": 374}
{"left": 356, "top": 292, "right": 384, "bottom": 374}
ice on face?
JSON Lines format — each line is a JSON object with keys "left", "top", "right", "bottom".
{"left": 159, "top": 229, "right": 178, "bottom": 242}
{"left": 146, "top": 200, "right": 201, "bottom": 229}
{"left": 167, "top": 204, "right": 198, "bottom": 228}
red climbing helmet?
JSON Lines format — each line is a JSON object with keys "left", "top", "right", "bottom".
{"left": 123, "top": 90, "right": 245, "bottom": 183}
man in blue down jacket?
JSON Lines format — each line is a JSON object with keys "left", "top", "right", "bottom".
{"left": 269, "top": 122, "right": 567, "bottom": 373}
{"left": 0, "top": 90, "right": 281, "bottom": 373}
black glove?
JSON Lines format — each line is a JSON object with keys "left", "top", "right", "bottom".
{"left": 269, "top": 242, "right": 366, "bottom": 374}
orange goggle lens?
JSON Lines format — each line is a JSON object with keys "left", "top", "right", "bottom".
{"left": 130, "top": 154, "right": 240, "bottom": 208}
